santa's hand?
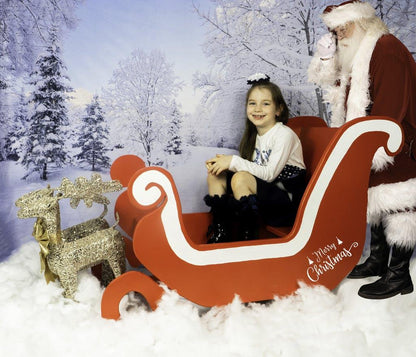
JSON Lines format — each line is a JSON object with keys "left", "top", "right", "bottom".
{"left": 317, "top": 33, "right": 336, "bottom": 60}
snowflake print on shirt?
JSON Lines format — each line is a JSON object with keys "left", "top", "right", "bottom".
{"left": 253, "top": 148, "right": 272, "bottom": 166}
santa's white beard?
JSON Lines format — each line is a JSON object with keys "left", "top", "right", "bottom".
{"left": 337, "top": 26, "right": 366, "bottom": 74}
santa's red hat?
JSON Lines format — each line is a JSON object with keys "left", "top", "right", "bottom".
{"left": 322, "top": 1, "right": 376, "bottom": 29}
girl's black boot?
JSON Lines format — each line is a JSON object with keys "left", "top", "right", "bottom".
{"left": 204, "top": 194, "right": 231, "bottom": 244}
{"left": 234, "top": 195, "right": 259, "bottom": 241}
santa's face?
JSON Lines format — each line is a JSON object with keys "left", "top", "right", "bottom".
{"left": 335, "top": 22, "right": 366, "bottom": 74}
{"left": 333, "top": 22, "right": 355, "bottom": 41}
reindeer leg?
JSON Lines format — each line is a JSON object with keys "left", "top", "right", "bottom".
{"left": 116, "top": 251, "right": 127, "bottom": 276}
{"left": 101, "top": 261, "right": 115, "bottom": 287}
{"left": 102, "top": 252, "right": 126, "bottom": 286}
{"left": 107, "top": 258, "right": 122, "bottom": 277}
{"left": 106, "top": 239, "right": 127, "bottom": 278}
{"left": 59, "top": 269, "right": 77, "bottom": 300}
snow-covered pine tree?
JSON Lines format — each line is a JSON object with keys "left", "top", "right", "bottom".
{"left": 4, "top": 90, "right": 29, "bottom": 161}
{"left": 0, "top": 49, "right": 13, "bottom": 161}
{"left": 22, "top": 27, "right": 72, "bottom": 180}
{"left": 0, "top": 88, "right": 8, "bottom": 161}
{"left": 164, "top": 102, "right": 183, "bottom": 156}
{"left": 74, "top": 95, "right": 111, "bottom": 171}
{"left": 0, "top": 0, "right": 82, "bottom": 163}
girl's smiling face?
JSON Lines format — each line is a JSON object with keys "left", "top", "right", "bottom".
{"left": 246, "top": 87, "right": 281, "bottom": 135}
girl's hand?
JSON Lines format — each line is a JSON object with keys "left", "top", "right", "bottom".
{"left": 206, "top": 154, "right": 232, "bottom": 175}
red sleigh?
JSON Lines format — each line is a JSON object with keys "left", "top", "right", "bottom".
{"left": 101, "top": 116, "right": 403, "bottom": 319}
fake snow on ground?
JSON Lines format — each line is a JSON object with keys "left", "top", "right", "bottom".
{"left": 1, "top": 242, "right": 416, "bottom": 357}
{"left": 1, "top": 149, "right": 416, "bottom": 356}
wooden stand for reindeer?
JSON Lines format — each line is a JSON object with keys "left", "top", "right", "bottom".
{"left": 15, "top": 174, "right": 126, "bottom": 300}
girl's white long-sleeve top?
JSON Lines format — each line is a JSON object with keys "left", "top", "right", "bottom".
{"left": 229, "top": 122, "right": 305, "bottom": 183}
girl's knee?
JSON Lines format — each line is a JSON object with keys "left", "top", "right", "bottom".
{"left": 207, "top": 172, "right": 224, "bottom": 184}
{"left": 231, "top": 172, "right": 255, "bottom": 191}
{"left": 207, "top": 172, "right": 227, "bottom": 194}
{"left": 207, "top": 172, "right": 215, "bottom": 184}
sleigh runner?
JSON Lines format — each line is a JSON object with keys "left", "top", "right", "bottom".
{"left": 101, "top": 116, "right": 403, "bottom": 319}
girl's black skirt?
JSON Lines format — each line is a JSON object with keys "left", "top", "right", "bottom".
{"left": 227, "top": 169, "right": 307, "bottom": 227}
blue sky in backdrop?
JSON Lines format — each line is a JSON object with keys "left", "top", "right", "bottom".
{"left": 62, "top": 0, "right": 212, "bottom": 111}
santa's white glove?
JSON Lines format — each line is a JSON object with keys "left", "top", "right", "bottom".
{"left": 317, "top": 33, "right": 336, "bottom": 60}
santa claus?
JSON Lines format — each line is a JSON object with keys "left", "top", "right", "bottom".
{"left": 308, "top": 1, "right": 416, "bottom": 299}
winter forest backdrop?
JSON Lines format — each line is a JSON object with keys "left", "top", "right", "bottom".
{"left": 1, "top": 0, "right": 415, "bottom": 262}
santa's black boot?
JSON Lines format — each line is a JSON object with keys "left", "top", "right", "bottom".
{"left": 348, "top": 223, "right": 390, "bottom": 279}
{"left": 234, "top": 195, "right": 259, "bottom": 241}
{"left": 204, "top": 195, "right": 231, "bottom": 244}
{"left": 358, "top": 245, "right": 414, "bottom": 299}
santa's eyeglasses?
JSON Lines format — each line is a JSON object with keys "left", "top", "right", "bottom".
{"left": 331, "top": 22, "right": 354, "bottom": 40}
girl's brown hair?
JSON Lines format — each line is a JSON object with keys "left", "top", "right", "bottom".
{"left": 239, "top": 82, "right": 289, "bottom": 160}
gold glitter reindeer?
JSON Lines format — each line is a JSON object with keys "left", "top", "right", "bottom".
{"left": 15, "top": 174, "right": 126, "bottom": 299}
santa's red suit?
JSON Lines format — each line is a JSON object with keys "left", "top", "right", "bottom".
{"left": 308, "top": 1, "right": 416, "bottom": 299}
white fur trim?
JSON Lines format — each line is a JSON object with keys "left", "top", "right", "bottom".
{"left": 367, "top": 178, "right": 416, "bottom": 225}
{"left": 371, "top": 147, "right": 395, "bottom": 172}
{"left": 345, "top": 21, "right": 389, "bottom": 123}
{"left": 322, "top": 2, "right": 376, "bottom": 29}
{"left": 344, "top": 25, "right": 390, "bottom": 169}
{"left": 383, "top": 212, "right": 416, "bottom": 249}
{"left": 327, "top": 73, "right": 348, "bottom": 128}
{"left": 344, "top": 31, "right": 380, "bottom": 122}
{"left": 307, "top": 54, "right": 346, "bottom": 128}
{"left": 307, "top": 54, "right": 338, "bottom": 86}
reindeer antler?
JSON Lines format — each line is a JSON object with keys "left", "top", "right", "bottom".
{"left": 57, "top": 174, "right": 123, "bottom": 208}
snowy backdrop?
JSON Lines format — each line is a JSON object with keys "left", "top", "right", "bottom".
{"left": 0, "top": 1, "right": 416, "bottom": 355}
